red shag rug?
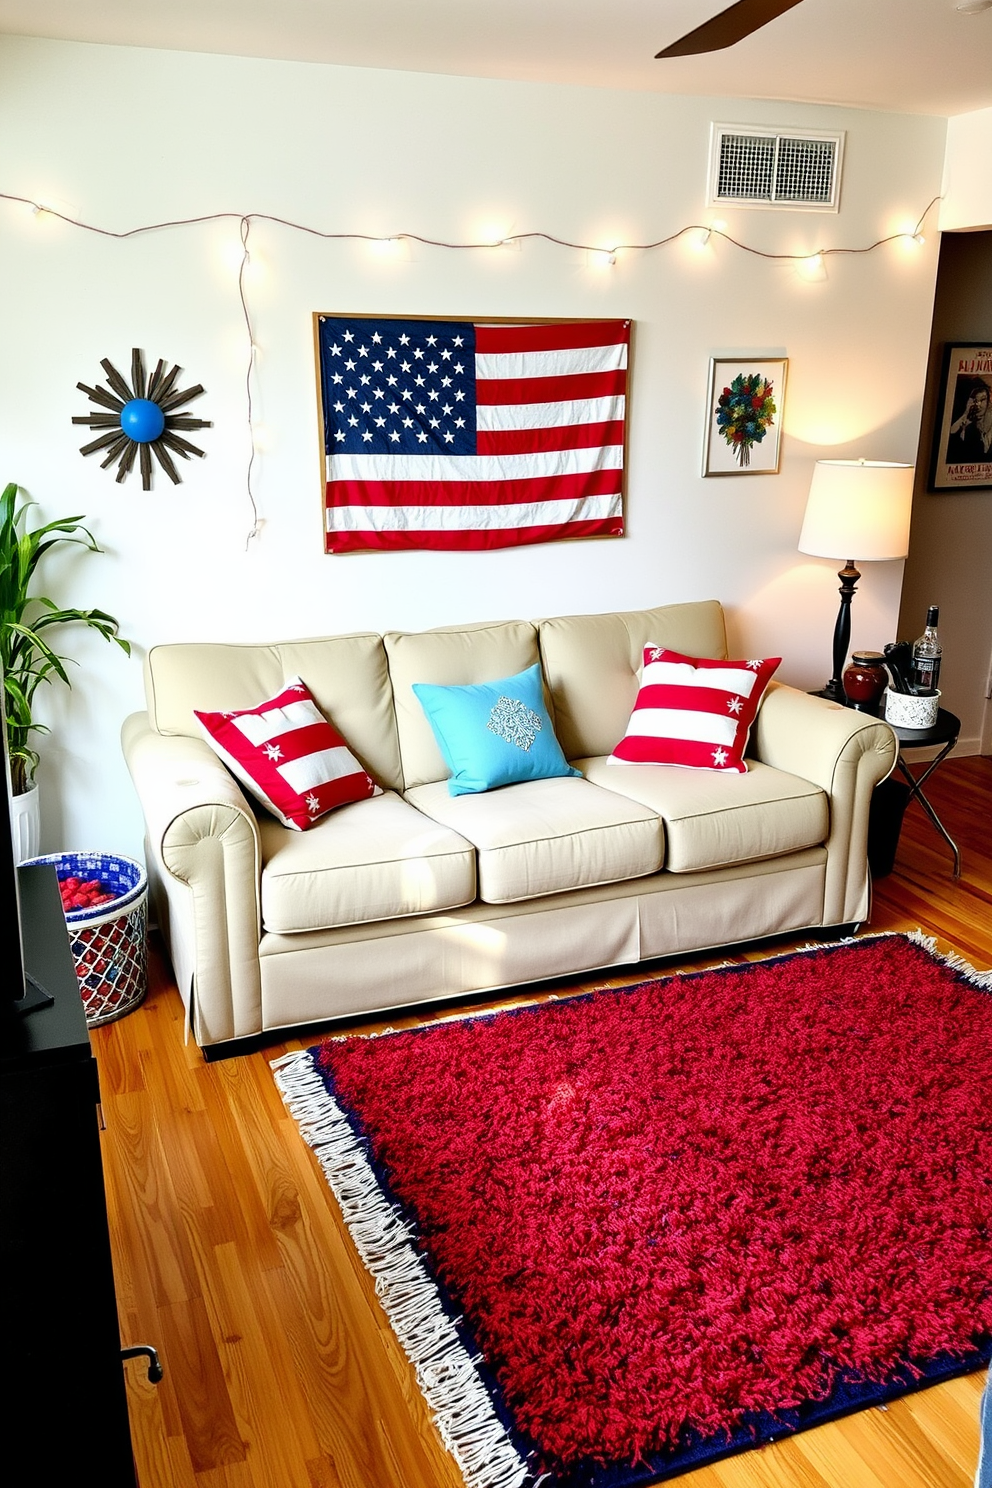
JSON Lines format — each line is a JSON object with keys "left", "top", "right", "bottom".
{"left": 274, "top": 934, "right": 992, "bottom": 1488}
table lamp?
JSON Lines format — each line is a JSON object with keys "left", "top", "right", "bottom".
{"left": 798, "top": 459, "right": 914, "bottom": 701}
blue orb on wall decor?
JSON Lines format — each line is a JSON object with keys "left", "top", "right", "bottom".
{"left": 120, "top": 397, "right": 166, "bottom": 443}
{"left": 73, "top": 348, "right": 212, "bottom": 491}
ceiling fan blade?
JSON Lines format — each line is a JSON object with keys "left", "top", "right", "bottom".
{"left": 656, "top": 0, "right": 804, "bottom": 58}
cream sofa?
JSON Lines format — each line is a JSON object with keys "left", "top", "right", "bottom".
{"left": 122, "top": 601, "right": 897, "bottom": 1056}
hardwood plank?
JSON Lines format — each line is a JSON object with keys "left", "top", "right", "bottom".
{"left": 903, "top": 1372, "right": 987, "bottom": 1477}
{"left": 790, "top": 1415, "right": 898, "bottom": 1488}
{"left": 709, "top": 1431, "right": 836, "bottom": 1486}
{"left": 820, "top": 1395, "right": 974, "bottom": 1488}
{"left": 96, "top": 755, "right": 991, "bottom": 1488}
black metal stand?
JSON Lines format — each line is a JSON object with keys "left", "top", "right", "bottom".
{"left": 817, "top": 559, "right": 861, "bottom": 702}
{"left": 887, "top": 708, "right": 962, "bottom": 878}
{"left": 121, "top": 1344, "right": 164, "bottom": 1384}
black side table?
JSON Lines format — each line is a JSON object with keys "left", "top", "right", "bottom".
{"left": 885, "top": 707, "right": 961, "bottom": 877}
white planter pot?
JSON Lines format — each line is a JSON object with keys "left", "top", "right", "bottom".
{"left": 10, "top": 783, "right": 41, "bottom": 864}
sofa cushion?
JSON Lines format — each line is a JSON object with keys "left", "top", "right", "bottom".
{"left": 609, "top": 647, "right": 781, "bottom": 774}
{"left": 195, "top": 677, "right": 380, "bottom": 831}
{"left": 537, "top": 601, "right": 729, "bottom": 762}
{"left": 258, "top": 790, "right": 476, "bottom": 934}
{"left": 384, "top": 619, "right": 541, "bottom": 789}
{"left": 413, "top": 663, "right": 580, "bottom": 796}
{"left": 577, "top": 756, "right": 827, "bottom": 873}
{"left": 404, "top": 775, "right": 663, "bottom": 904}
{"left": 145, "top": 632, "right": 404, "bottom": 792}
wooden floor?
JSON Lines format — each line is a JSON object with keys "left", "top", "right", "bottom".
{"left": 94, "top": 755, "right": 992, "bottom": 1488}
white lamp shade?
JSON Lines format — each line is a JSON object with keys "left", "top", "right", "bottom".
{"left": 798, "top": 460, "right": 914, "bottom": 562}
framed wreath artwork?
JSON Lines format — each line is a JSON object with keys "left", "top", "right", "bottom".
{"left": 927, "top": 343, "right": 992, "bottom": 492}
{"left": 703, "top": 356, "right": 788, "bottom": 476}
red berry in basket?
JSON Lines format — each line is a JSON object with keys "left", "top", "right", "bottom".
{"left": 58, "top": 875, "right": 116, "bottom": 912}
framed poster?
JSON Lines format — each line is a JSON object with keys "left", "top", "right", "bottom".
{"left": 928, "top": 343, "right": 992, "bottom": 492}
{"left": 314, "top": 313, "right": 630, "bottom": 553}
{"left": 702, "top": 356, "right": 788, "bottom": 477}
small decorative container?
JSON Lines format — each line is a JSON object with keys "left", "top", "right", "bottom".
{"left": 22, "top": 851, "right": 148, "bottom": 1025}
{"left": 843, "top": 651, "right": 887, "bottom": 712}
{"left": 883, "top": 687, "right": 940, "bottom": 731}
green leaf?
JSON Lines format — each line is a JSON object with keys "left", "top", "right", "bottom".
{"left": 0, "top": 483, "right": 130, "bottom": 775}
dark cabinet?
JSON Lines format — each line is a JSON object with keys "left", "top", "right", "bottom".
{"left": 1, "top": 864, "right": 137, "bottom": 1485}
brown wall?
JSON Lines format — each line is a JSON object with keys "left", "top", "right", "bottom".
{"left": 899, "top": 229, "right": 992, "bottom": 752}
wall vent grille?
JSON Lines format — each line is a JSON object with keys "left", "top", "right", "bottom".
{"left": 709, "top": 125, "right": 844, "bottom": 212}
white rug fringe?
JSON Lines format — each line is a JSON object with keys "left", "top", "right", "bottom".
{"left": 272, "top": 1049, "right": 532, "bottom": 1488}
{"left": 905, "top": 928, "right": 992, "bottom": 989}
{"left": 704, "top": 928, "right": 992, "bottom": 992}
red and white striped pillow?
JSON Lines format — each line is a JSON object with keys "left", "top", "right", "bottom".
{"left": 195, "top": 677, "right": 380, "bottom": 830}
{"left": 609, "top": 647, "right": 781, "bottom": 774}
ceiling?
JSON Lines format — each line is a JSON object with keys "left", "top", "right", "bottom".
{"left": 1, "top": 0, "right": 990, "bottom": 118}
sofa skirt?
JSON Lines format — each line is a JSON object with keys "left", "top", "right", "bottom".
{"left": 256, "top": 848, "right": 828, "bottom": 1035}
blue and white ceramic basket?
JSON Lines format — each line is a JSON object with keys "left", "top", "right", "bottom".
{"left": 24, "top": 851, "right": 148, "bottom": 1025}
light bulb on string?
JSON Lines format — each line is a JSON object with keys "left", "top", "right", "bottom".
{"left": 797, "top": 252, "right": 827, "bottom": 282}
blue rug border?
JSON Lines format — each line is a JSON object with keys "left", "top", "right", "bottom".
{"left": 306, "top": 932, "right": 992, "bottom": 1487}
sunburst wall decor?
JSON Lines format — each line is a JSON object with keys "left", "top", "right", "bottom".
{"left": 73, "top": 348, "right": 211, "bottom": 490}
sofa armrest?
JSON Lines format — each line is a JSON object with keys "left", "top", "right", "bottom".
{"left": 121, "top": 712, "right": 262, "bottom": 1046}
{"left": 751, "top": 683, "right": 897, "bottom": 925}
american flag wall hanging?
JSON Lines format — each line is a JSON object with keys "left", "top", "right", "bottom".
{"left": 315, "top": 314, "right": 630, "bottom": 553}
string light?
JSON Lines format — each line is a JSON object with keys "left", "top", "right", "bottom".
{"left": 370, "top": 235, "right": 401, "bottom": 256}
{"left": 1, "top": 188, "right": 941, "bottom": 546}
{"left": 797, "top": 252, "right": 827, "bottom": 282}
{"left": 236, "top": 215, "right": 261, "bottom": 547}
{"left": 3, "top": 191, "right": 941, "bottom": 265}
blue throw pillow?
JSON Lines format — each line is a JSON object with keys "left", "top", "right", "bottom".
{"left": 412, "top": 663, "right": 580, "bottom": 796}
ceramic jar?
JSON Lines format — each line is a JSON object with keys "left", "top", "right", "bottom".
{"left": 842, "top": 651, "right": 887, "bottom": 712}
{"left": 883, "top": 687, "right": 941, "bottom": 731}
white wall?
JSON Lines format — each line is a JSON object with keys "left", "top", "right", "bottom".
{"left": 940, "top": 106, "right": 992, "bottom": 232}
{"left": 0, "top": 38, "right": 947, "bottom": 858}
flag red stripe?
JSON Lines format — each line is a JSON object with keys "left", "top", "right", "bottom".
{"left": 326, "top": 469, "right": 621, "bottom": 509}
{"left": 325, "top": 517, "right": 624, "bottom": 554}
{"left": 474, "top": 321, "right": 630, "bottom": 354}
{"left": 477, "top": 421, "right": 626, "bottom": 456}
{"left": 475, "top": 369, "right": 627, "bottom": 406}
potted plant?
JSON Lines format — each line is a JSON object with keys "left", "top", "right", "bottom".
{"left": 1, "top": 481, "right": 130, "bottom": 858}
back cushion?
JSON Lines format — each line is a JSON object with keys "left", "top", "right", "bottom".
{"left": 538, "top": 601, "right": 728, "bottom": 761}
{"left": 384, "top": 620, "right": 540, "bottom": 789}
{"left": 145, "top": 633, "right": 403, "bottom": 793}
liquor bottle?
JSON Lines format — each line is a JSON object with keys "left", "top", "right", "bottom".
{"left": 911, "top": 606, "right": 942, "bottom": 694}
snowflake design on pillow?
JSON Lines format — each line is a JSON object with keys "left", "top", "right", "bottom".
{"left": 487, "top": 695, "right": 543, "bottom": 752}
